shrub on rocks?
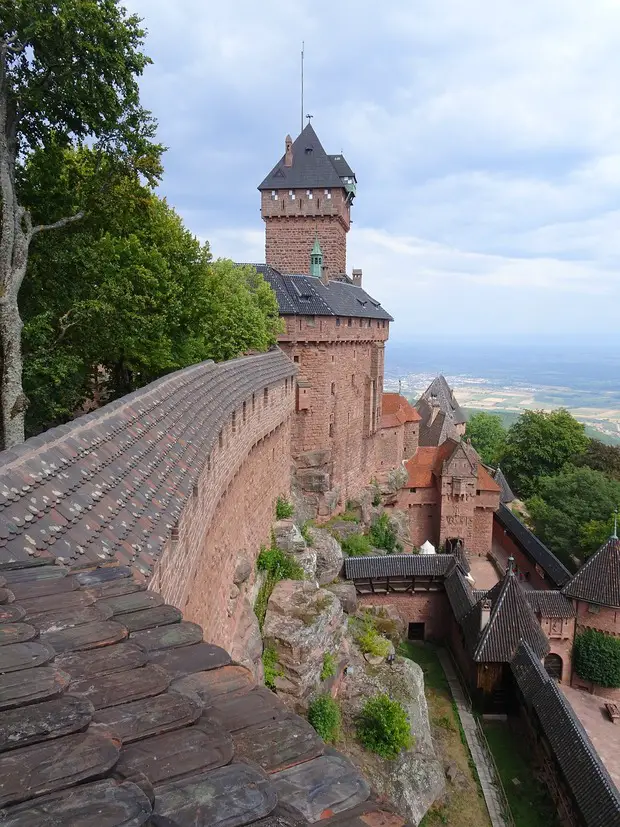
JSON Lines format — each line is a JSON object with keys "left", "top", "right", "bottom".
{"left": 341, "top": 534, "right": 372, "bottom": 557}
{"left": 321, "top": 652, "right": 337, "bottom": 681}
{"left": 356, "top": 694, "right": 412, "bottom": 759}
{"left": 275, "top": 495, "right": 294, "bottom": 520}
{"left": 308, "top": 695, "right": 341, "bottom": 743}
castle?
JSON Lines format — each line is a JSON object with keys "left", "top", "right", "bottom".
{"left": 0, "top": 123, "right": 618, "bottom": 825}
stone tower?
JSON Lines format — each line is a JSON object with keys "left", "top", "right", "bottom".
{"left": 258, "top": 123, "right": 356, "bottom": 280}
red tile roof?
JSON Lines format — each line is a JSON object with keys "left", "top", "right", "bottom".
{"left": 404, "top": 441, "right": 501, "bottom": 492}
{"left": 478, "top": 466, "right": 501, "bottom": 493}
{"left": 380, "top": 393, "right": 421, "bottom": 429}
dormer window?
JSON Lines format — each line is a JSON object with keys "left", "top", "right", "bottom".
{"left": 324, "top": 189, "right": 332, "bottom": 200}
{"left": 289, "top": 190, "right": 295, "bottom": 200}
{"left": 306, "top": 189, "right": 313, "bottom": 200}
{"left": 271, "top": 190, "right": 278, "bottom": 200}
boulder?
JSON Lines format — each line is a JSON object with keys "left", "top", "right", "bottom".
{"left": 328, "top": 520, "right": 364, "bottom": 542}
{"left": 338, "top": 650, "right": 445, "bottom": 824}
{"left": 295, "top": 468, "right": 331, "bottom": 494}
{"left": 358, "top": 604, "right": 406, "bottom": 642}
{"left": 274, "top": 519, "right": 307, "bottom": 554}
{"left": 308, "top": 527, "right": 344, "bottom": 585}
{"left": 230, "top": 596, "right": 263, "bottom": 682}
{"left": 326, "top": 583, "right": 358, "bottom": 614}
{"left": 292, "top": 547, "right": 318, "bottom": 581}
{"left": 233, "top": 554, "right": 252, "bottom": 586}
{"left": 295, "top": 448, "right": 332, "bottom": 469}
{"left": 263, "top": 580, "right": 346, "bottom": 703}
{"left": 318, "top": 487, "right": 341, "bottom": 517}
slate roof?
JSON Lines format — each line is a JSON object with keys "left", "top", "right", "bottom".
{"left": 246, "top": 265, "right": 393, "bottom": 321}
{"left": 511, "top": 642, "right": 620, "bottom": 827}
{"left": 444, "top": 565, "right": 476, "bottom": 622}
{"left": 258, "top": 124, "right": 352, "bottom": 191}
{"left": 525, "top": 590, "right": 575, "bottom": 619}
{"left": 492, "top": 466, "right": 515, "bottom": 504}
{"left": 344, "top": 553, "right": 455, "bottom": 580}
{"left": 415, "top": 376, "right": 466, "bottom": 447}
{"left": 562, "top": 535, "right": 620, "bottom": 608}
{"left": 0, "top": 559, "right": 407, "bottom": 825}
{"left": 462, "top": 565, "right": 550, "bottom": 662}
{"left": 380, "top": 393, "right": 421, "bottom": 429}
{"left": 494, "top": 504, "right": 571, "bottom": 588}
{"left": 0, "top": 351, "right": 295, "bottom": 575}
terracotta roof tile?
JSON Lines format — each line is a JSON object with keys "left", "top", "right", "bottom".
{"left": 477, "top": 466, "right": 501, "bottom": 493}
{"left": 380, "top": 393, "right": 421, "bottom": 429}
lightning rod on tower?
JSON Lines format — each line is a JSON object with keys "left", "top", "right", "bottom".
{"left": 300, "top": 42, "right": 304, "bottom": 134}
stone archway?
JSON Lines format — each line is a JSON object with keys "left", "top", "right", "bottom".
{"left": 544, "top": 653, "right": 563, "bottom": 682}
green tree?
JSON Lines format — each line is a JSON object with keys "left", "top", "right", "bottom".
{"left": 356, "top": 694, "right": 412, "bottom": 759}
{"left": 575, "top": 439, "right": 620, "bottom": 481}
{"left": 465, "top": 412, "right": 507, "bottom": 465}
{"left": 20, "top": 147, "right": 281, "bottom": 435}
{"left": 1, "top": 0, "right": 161, "bottom": 449}
{"left": 526, "top": 466, "right": 620, "bottom": 566}
{"left": 502, "top": 409, "right": 589, "bottom": 497}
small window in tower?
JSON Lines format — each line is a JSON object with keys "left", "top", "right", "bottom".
{"left": 271, "top": 190, "right": 278, "bottom": 200}
{"left": 218, "top": 431, "right": 223, "bottom": 449}
{"left": 242, "top": 401, "right": 247, "bottom": 424}
{"left": 305, "top": 315, "right": 315, "bottom": 327}
{"left": 289, "top": 190, "right": 295, "bottom": 200}
{"left": 231, "top": 411, "right": 236, "bottom": 434}
{"left": 351, "top": 374, "right": 355, "bottom": 386}
{"left": 293, "top": 355, "right": 300, "bottom": 363}
{"left": 348, "top": 318, "right": 352, "bottom": 327}
{"left": 331, "top": 382, "right": 336, "bottom": 395}
{"left": 324, "top": 189, "right": 332, "bottom": 200}
{"left": 264, "top": 387, "right": 269, "bottom": 406}
{"left": 336, "top": 317, "right": 341, "bottom": 327}
{"left": 331, "top": 355, "right": 335, "bottom": 362}
{"left": 285, "top": 378, "right": 288, "bottom": 394}
{"left": 359, "top": 318, "right": 363, "bottom": 328}
{"left": 306, "top": 189, "right": 313, "bottom": 200}
{"left": 329, "top": 423, "right": 334, "bottom": 437}
{"left": 252, "top": 393, "right": 256, "bottom": 413}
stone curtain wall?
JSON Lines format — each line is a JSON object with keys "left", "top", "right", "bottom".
{"left": 279, "top": 316, "right": 389, "bottom": 509}
{"left": 377, "top": 425, "right": 404, "bottom": 471}
{"left": 149, "top": 360, "right": 295, "bottom": 650}
{"left": 261, "top": 189, "right": 351, "bottom": 278}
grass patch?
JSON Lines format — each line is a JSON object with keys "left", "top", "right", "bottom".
{"left": 300, "top": 520, "right": 313, "bottom": 545}
{"left": 262, "top": 646, "right": 282, "bottom": 690}
{"left": 400, "top": 642, "right": 491, "bottom": 827}
{"left": 275, "top": 495, "right": 294, "bottom": 520}
{"left": 321, "top": 652, "right": 336, "bottom": 681}
{"left": 254, "top": 545, "right": 305, "bottom": 631}
{"left": 483, "top": 722, "right": 559, "bottom": 827}
{"left": 341, "top": 534, "right": 372, "bottom": 557}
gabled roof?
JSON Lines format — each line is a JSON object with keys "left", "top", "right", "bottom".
{"left": 463, "top": 564, "right": 550, "bottom": 662}
{"left": 562, "top": 536, "right": 620, "bottom": 608}
{"left": 258, "top": 124, "right": 349, "bottom": 191}
{"left": 380, "top": 393, "right": 421, "bottom": 429}
{"left": 525, "top": 590, "right": 575, "bottom": 619}
{"left": 416, "top": 376, "right": 466, "bottom": 426}
{"left": 404, "top": 441, "right": 456, "bottom": 488}
{"left": 494, "top": 504, "right": 571, "bottom": 588}
{"left": 247, "top": 265, "right": 393, "bottom": 321}
{"left": 416, "top": 407, "right": 458, "bottom": 447}
{"left": 493, "top": 466, "right": 515, "bottom": 504}
{"left": 511, "top": 642, "right": 620, "bottom": 827}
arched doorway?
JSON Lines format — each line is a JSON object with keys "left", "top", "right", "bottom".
{"left": 544, "top": 653, "right": 563, "bottom": 682}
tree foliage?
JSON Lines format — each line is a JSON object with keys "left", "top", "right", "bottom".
{"left": 465, "top": 412, "right": 507, "bottom": 466}
{"left": 575, "top": 439, "right": 620, "bottom": 481}
{"left": 1, "top": 0, "right": 161, "bottom": 447}
{"left": 501, "top": 409, "right": 589, "bottom": 497}
{"left": 19, "top": 146, "right": 281, "bottom": 436}
{"left": 574, "top": 628, "right": 620, "bottom": 688}
{"left": 526, "top": 466, "right": 620, "bottom": 566}
{"left": 356, "top": 694, "right": 412, "bottom": 759}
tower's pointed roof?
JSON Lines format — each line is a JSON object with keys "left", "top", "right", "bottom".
{"left": 417, "top": 375, "right": 466, "bottom": 425}
{"left": 462, "top": 561, "right": 550, "bottom": 662}
{"left": 258, "top": 123, "right": 349, "bottom": 191}
{"left": 493, "top": 466, "right": 515, "bottom": 504}
{"left": 562, "top": 535, "right": 620, "bottom": 608}
{"left": 311, "top": 235, "right": 322, "bottom": 256}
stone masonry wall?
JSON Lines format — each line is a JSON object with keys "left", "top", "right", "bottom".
{"left": 262, "top": 189, "right": 350, "bottom": 278}
{"left": 150, "top": 372, "right": 294, "bottom": 651}
{"left": 279, "top": 315, "right": 389, "bottom": 510}
{"left": 359, "top": 592, "right": 451, "bottom": 641}
{"left": 377, "top": 425, "right": 404, "bottom": 471}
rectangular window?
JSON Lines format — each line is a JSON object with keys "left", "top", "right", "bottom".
{"left": 336, "top": 317, "right": 341, "bottom": 327}
{"left": 252, "top": 393, "right": 256, "bottom": 413}
{"left": 271, "top": 190, "right": 278, "bottom": 200}
{"left": 347, "top": 318, "right": 352, "bottom": 327}
{"left": 408, "top": 622, "right": 425, "bottom": 641}
{"left": 293, "top": 355, "right": 300, "bottom": 363}
{"left": 409, "top": 487, "right": 417, "bottom": 493}
{"left": 329, "top": 423, "right": 334, "bottom": 437}
{"left": 306, "top": 189, "right": 313, "bottom": 199}
{"left": 289, "top": 190, "right": 295, "bottom": 200}
{"left": 331, "top": 382, "right": 336, "bottom": 395}
{"left": 324, "top": 189, "right": 331, "bottom": 200}
{"left": 231, "top": 411, "right": 236, "bottom": 434}
{"left": 242, "top": 401, "right": 247, "bottom": 424}
{"left": 285, "top": 378, "right": 288, "bottom": 394}
{"left": 359, "top": 318, "right": 363, "bottom": 328}
{"left": 264, "top": 388, "right": 268, "bottom": 406}
{"left": 218, "top": 431, "right": 223, "bottom": 449}
{"left": 304, "top": 315, "right": 315, "bottom": 327}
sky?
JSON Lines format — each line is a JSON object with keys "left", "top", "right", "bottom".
{"left": 125, "top": 0, "right": 620, "bottom": 344}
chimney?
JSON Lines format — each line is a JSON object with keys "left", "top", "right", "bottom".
{"left": 480, "top": 598, "right": 492, "bottom": 631}
{"left": 284, "top": 134, "right": 293, "bottom": 167}
{"left": 352, "top": 268, "right": 362, "bottom": 286}
{"left": 321, "top": 264, "right": 329, "bottom": 286}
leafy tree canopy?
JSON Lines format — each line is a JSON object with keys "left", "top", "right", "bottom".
{"left": 465, "top": 412, "right": 506, "bottom": 466}
{"left": 575, "top": 439, "right": 620, "bottom": 481}
{"left": 501, "top": 409, "right": 589, "bottom": 497}
{"left": 526, "top": 466, "right": 620, "bottom": 567}
{"left": 20, "top": 146, "right": 282, "bottom": 435}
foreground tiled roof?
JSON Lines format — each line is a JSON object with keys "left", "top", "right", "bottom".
{"left": 562, "top": 536, "right": 620, "bottom": 608}
{"left": 511, "top": 642, "right": 620, "bottom": 827}
{"left": 0, "top": 559, "right": 402, "bottom": 825}
{"left": 258, "top": 124, "right": 348, "bottom": 191}
{"left": 246, "top": 265, "right": 393, "bottom": 321}
{"left": 380, "top": 393, "right": 421, "bottom": 429}
{"left": 494, "top": 504, "right": 571, "bottom": 588}
{"left": 463, "top": 566, "right": 549, "bottom": 662}
{"left": 0, "top": 351, "right": 295, "bottom": 575}
{"left": 344, "top": 553, "right": 455, "bottom": 580}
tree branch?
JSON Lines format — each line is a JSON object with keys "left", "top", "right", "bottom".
{"left": 31, "top": 212, "right": 84, "bottom": 237}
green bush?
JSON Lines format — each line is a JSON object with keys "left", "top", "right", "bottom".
{"left": 256, "top": 546, "right": 304, "bottom": 580}
{"left": 574, "top": 628, "right": 620, "bottom": 687}
{"left": 275, "top": 495, "right": 294, "bottom": 520}
{"left": 371, "top": 480, "right": 382, "bottom": 507}
{"left": 254, "top": 572, "right": 278, "bottom": 632}
{"left": 356, "top": 694, "right": 412, "bottom": 759}
{"left": 321, "top": 652, "right": 337, "bottom": 681}
{"left": 262, "top": 646, "right": 282, "bottom": 690}
{"left": 357, "top": 626, "right": 392, "bottom": 658}
{"left": 300, "top": 520, "right": 313, "bottom": 545}
{"left": 341, "top": 534, "right": 372, "bottom": 557}
{"left": 369, "top": 513, "right": 401, "bottom": 554}
{"left": 308, "top": 695, "right": 341, "bottom": 743}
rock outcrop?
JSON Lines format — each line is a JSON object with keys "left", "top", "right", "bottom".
{"left": 326, "top": 583, "right": 358, "bottom": 614}
{"left": 308, "top": 526, "right": 344, "bottom": 585}
{"left": 338, "top": 651, "right": 445, "bottom": 825}
{"left": 263, "top": 579, "right": 346, "bottom": 706}
{"left": 273, "top": 519, "right": 318, "bottom": 581}
{"left": 230, "top": 596, "right": 263, "bottom": 681}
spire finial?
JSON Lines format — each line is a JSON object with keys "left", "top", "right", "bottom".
{"left": 613, "top": 508, "right": 618, "bottom": 540}
{"left": 507, "top": 556, "right": 515, "bottom": 574}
